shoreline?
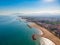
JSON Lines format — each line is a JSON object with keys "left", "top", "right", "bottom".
{"left": 29, "top": 22, "right": 60, "bottom": 45}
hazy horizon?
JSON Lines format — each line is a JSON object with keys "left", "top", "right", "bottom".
{"left": 0, "top": 0, "right": 60, "bottom": 15}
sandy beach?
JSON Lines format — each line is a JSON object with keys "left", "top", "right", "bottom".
{"left": 29, "top": 22, "right": 60, "bottom": 45}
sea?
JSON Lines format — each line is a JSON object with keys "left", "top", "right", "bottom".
{"left": 0, "top": 15, "right": 40, "bottom": 45}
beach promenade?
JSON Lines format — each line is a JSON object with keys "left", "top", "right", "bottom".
{"left": 29, "top": 23, "right": 60, "bottom": 45}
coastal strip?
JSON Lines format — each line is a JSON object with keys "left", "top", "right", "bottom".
{"left": 29, "top": 22, "right": 60, "bottom": 45}
{"left": 27, "top": 24, "right": 32, "bottom": 28}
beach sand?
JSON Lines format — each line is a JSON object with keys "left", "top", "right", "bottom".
{"left": 29, "top": 22, "right": 60, "bottom": 45}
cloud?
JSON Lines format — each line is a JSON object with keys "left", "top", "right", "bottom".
{"left": 0, "top": 9, "right": 60, "bottom": 15}
{"left": 43, "top": 0, "right": 55, "bottom": 3}
{"left": 19, "top": 9, "right": 60, "bottom": 15}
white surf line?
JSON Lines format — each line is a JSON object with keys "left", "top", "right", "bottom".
{"left": 40, "top": 37, "right": 55, "bottom": 45}
{"left": 27, "top": 22, "right": 43, "bottom": 35}
{"left": 35, "top": 28, "right": 43, "bottom": 36}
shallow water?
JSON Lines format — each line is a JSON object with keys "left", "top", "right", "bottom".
{"left": 0, "top": 15, "right": 40, "bottom": 45}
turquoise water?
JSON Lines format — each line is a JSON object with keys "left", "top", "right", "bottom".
{"left": 0, "top": 15, "right": 40, "bottom": 45}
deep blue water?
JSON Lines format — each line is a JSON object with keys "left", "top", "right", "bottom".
{"left": 0, "top": 15, "right": 40, "bottom": 45}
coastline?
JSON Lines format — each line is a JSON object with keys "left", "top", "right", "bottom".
{"left": 29, "top": 22, "right": 60, "bottom": 45}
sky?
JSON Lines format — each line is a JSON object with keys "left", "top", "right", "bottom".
{"left": 0, "top": 0, "right": 60, "bottom": 15}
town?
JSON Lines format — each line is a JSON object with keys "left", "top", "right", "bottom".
{"left": 19, "top": 15, "right": 60, "bottom": 39}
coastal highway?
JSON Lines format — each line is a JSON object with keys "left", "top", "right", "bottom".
{"left": 29, "top": 22, "right": 60, "bottom": 45}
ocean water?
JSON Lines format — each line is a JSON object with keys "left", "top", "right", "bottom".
{"left": 0, "top": 15, "right": 40, "bottom": 45}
